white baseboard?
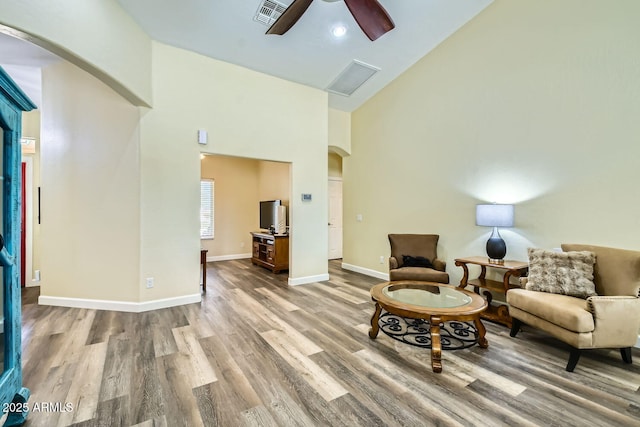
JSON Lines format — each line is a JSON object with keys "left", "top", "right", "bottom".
{"left": 288, "top": 273, "right": 330, "bottom": 286}
{"left": 208, "top": 253, "right": 252, "bottom": 262}
{"left": 38, "top": 293, "right": 202, "bottom": 313}
{"left": 636, "top": 335, "right": 640, "bottom": 349}
{"left": 341, "top": 262, "right": 389, "bottom": 281}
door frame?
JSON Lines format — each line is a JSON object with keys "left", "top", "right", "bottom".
{"left": 22, "top": 156, "right": 33, "bottom": 285}
{"left": 328, "top": 177, "right": 343, "bottom": 260}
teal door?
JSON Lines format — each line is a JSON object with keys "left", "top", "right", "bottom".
{"left": 0, "top": 66, "right": 36, "bottom": 426}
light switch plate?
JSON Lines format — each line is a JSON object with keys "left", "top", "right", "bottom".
{"left": 197, "top": 129, "right": 208, "bottom": 145}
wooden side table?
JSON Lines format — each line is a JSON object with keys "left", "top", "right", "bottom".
{"left": 454, "top": 256, "right": 528, "bottom": 327}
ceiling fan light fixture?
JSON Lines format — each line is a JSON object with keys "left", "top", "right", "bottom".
{"left": 331, "top": 24, "right": 347, "bottom": 38}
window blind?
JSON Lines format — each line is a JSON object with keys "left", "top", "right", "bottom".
{"left": 200, "top": 179, "right": 214, "bottom": 239}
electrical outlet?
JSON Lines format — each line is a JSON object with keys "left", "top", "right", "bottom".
{"left": 379, "top": 256, "right": 385, "bottom": 264}
{"left": 146, "top": 277, "right": 154, "bottom": 288}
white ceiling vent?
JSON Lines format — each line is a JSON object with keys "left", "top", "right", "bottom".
{"left": 255, "top": 0, "right": 287, "bottom": 26}
{"left": 326, "top": 60, "right": 380, "bottom": 97}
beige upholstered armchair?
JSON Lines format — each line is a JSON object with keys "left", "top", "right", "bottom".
{"left": 507, "top": 244, "right": 640, "bottom": 372}
{"left": 388, "top": 234, "right": 449, "bottom": 284}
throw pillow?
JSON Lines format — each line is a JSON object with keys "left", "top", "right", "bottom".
{"left": 525, "top": 248, "right": 597, "bottom": 298}
{"left": 402, "top": 255, "right": 433, "bottom": 269}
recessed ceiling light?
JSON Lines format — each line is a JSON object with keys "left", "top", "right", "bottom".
{"left": 332, "top": 24, "right": 347, "bottom": 38}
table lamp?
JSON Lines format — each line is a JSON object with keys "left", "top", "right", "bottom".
{"left": 476, "top": 204, "right": 514, "bottom": 263}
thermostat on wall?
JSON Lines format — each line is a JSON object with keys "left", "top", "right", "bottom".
{"left": 301, "top": 193, "right": 312, "bottom": 202}
{"left": 197, "top": 129, "right": 208, "bottom": 145}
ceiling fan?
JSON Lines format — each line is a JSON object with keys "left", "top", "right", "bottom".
{"left": 267, "top": 0, "right": 395, "bottom": 41}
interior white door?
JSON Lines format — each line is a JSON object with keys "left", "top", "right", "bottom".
{"left": 328, "top": 179, "right": 343, "bottom": 260}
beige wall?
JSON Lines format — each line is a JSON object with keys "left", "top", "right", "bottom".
{"left": 200, "top": 155, "right": 259, "bottom": 258}
{"left": 328, "top": 108, "right": 351, "bottom": 156}
{"left": 258, "top": 161, "right": 291, "bottom": 206}
{"left": 40, "top": 61, "right": 141, "bottom": 301}
{"left": 139, "top": 41, "right": 328, "bottom": 299}
{"left": 345, "top": 0, "right": 640, "bottom": 284}
{"left": 22, "top": 109, "right": 39, "bottom": 138}
{"left": 0, "top": 0, "right": 152, "bottom": 106}
{"left": 328, "top": 107, "right": 347, "bottom": 179}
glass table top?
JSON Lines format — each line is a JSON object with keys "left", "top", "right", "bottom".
{"left": 382, "top": 283, "right": 472, "bottom": 308}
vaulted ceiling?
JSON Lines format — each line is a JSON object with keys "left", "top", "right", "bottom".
{"left": 1, "top": 0, "right": 493, "bottom": 111}
{"left": 117, "top": 0, "right": 493, "bottom": 111}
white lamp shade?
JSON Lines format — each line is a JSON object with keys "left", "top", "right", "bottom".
{"left": 476, "top": 204, "right": 514, "bottom": 227}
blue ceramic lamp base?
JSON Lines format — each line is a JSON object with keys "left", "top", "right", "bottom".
{"left": 486, "top": 227, "right": 507, "bottom": 263}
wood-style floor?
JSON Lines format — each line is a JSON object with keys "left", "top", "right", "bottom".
{"left": 18, "top": 260, "right": 640, "bottom": 426}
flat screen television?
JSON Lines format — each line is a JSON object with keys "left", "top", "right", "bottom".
{"left": 259, "top": 200, "right": 282, "bottom": 231}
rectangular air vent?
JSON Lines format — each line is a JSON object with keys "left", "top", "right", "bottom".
{"left": 255, "top": 0, "right": 287, "bottom": 26}
{"left": 326, "top": 60, "right": 380, "bottom": 97}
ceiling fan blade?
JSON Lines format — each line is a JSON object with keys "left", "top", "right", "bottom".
{"left": 266, "top": 0, "right": 314, "bottom": 35}
{"left": 343, "top": 0, "right": 395, "bottom": 41}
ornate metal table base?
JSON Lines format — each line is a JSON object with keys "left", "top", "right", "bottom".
{"left": 378, "top": 311, "right": 479, "bottom": 349}
{"left": 369, "top": 282, "right": 489, "bottom": 373}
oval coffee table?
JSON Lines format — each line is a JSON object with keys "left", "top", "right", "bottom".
{"left": 369, "top": 281, "right": 488, "bottom": 373}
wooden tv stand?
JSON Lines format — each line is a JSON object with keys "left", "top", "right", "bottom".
{"left": 251, "top": 232, "right": 289, "bottom": 273}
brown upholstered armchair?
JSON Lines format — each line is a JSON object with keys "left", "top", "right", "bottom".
{"left": 507, "top": 244, "right": 640, "bottom": 372}
{"left": 388, "top": 234, "right": 449, "bottom": 284}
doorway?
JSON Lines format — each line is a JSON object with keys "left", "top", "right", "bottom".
{"left": 20, "top": 157, "right": 34, "bottom": 286}
{"left": 328, "top": 178, "right": 343, "bottom": 260}
{"left": 200, "top": 154, "right": 292, "bottom": 271}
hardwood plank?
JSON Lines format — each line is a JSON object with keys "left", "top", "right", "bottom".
{"left": 179, "top": 303, "right": 217, "bottom": 339}
{"left": 99, "top": 333, "right": 133, "bottom": 402}
{"left": 254, "top": 286, "right": 301, "bottom": 312}
{"left": 308, "top": 339, "right": 443, "bottom": 426}
{"left": 49, "top": 309, "right": 97, "bottom": 368}
{"left": 260, "top": 329, "right": 348, "bottom": 401}
{"left": 22, "top": 332, "right": 67, "bottom": 386}
{"left": 70, "top": 395, "right": 131, "bottom": 427}
{"left": 171, "top": 326, "right": 218, "bottom": 387}
{"left": 442, "top": 350, "right": 527, "bottom": 396}
{"left": 57, "top": 341, "right": 108, "bottom": 425}
{"left": 312, "top": 282, "right": 370, "bottom": 305}
{"left": 130, "top": 416, "right": 168, "bottom": 427}
{"left": 284, "top": 309, "right": 365, "bottom": 354}
{"left": 355, "top": 348, "right": 517, "bottom": 426}
{"left": 128, "top": 312, "right": 165, "bottom": 425}
{"left": 155, "top": 353, "right": 205, "bottom": 427}
{"left": 233, "top": 352, "right": 320, "bottom": 426}
{"left": 198, "top": 334, "right": 262, "bottom": 409}
{"left": 241, "top": 405, "right": 280, "bottom": 427}
{"left": 191, "top": 382, "right": 220, "bottom": 426}
{"left": 24, "top": 361, "right": 76, "bottom": 427}
{"left": 229, "top": 288, "right": 323, "bottom": 356}
{"left": 86, "top": 310, "right": 134, "bottom": 345}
